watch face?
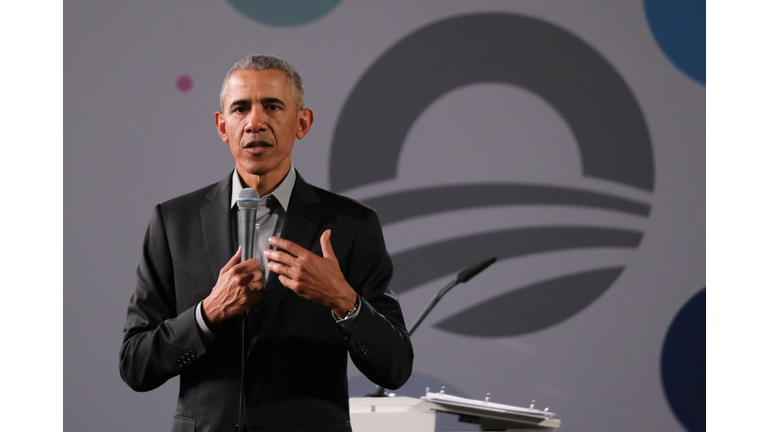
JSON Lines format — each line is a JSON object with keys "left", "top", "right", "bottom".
{"left": 344, "top": 303, "right": 358, "bottom": 320}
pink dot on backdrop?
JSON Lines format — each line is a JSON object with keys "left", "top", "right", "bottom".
{"left": 176, "top": 75, "right": 193, "bottom": 92}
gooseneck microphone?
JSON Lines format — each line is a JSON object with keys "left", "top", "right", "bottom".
{"left": 235, "top": 188, "right": 261, "bottom": 432}
{"left": 409, "top": 257, "right": 496, "bottom": 337}
{"left": 369, "top": 257, "right": 497, "bottom": 397}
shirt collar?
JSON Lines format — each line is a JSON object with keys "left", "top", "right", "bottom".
{"left": 230, "top": 165, "right": 295, "bottom": 212}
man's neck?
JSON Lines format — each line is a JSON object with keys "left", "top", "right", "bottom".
{"left": 236, "top": 165, "right": 290, "bottom": 197}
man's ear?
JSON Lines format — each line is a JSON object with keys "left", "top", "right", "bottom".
{"left": 296, "top": 108, "right": 314, "bottom": 140}
{"left": 215, "top": 111, "right": 229, "bottom": 143}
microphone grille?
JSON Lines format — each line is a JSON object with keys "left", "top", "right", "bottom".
{"left": 236, "top": 188, "right": 261, "bottom": 210}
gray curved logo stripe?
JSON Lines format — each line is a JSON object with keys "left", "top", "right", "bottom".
{"left": 330, "top": 13, "right": 654, "bottom": 193}
{"left": 329, "top": 13, "right": 655, "bottom": 335}
{"left": 435, "top": 267, "right": 625, "bottom": 337}
{"left": 390, "top": 226, "right": 642, "bottom": 295}
{"left": 364, "top": 183, "right": 651, "bottom": 225}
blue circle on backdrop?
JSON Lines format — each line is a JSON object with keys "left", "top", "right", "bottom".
{"left": 226, "top": 0, "right": 343, "bottom": 27}
{"left": 661, "top": 288, "right": 705, "bottom": 432}
{"left": 644, "top": 0, "right": 706, "bottom": 84}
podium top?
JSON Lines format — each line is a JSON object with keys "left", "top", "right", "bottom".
{"left": 349, "top": 395, "right": 561, "bottom": 430}
{"left": 422, "top": 392, "right": 556, "bottom": 419}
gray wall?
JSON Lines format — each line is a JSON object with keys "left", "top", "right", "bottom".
{"left": 64, "top": 1, "right": 705, "bottom": 431}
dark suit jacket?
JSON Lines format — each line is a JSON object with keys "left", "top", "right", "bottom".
{"left": 120, "top": 171, "right": 413, "bottom": 432}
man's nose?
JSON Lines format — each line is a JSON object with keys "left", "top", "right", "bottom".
{"left": 245, "top": 108, "right": 267, "bottom": 133}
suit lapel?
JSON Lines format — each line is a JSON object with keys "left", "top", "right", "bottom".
{"left": 199, "top": 172, "right": 244, "bottom": 358}
{"left": 251, "top": 172, "right": 322, "bottom": 353}
{"left": 200, "top": 173, "right": 236, "bottom": 294}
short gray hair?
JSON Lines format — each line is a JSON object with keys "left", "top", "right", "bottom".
{"left": 220, "top": 54, "right": 305, "bottom": 109}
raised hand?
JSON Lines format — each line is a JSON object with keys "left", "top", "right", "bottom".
{"left": 264, "top": 230, "right": 357, "bottom": 317}
{"left": 202, "top": 246, "right": 264, "bottom": 326}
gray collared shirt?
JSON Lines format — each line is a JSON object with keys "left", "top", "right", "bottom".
{"left": 195, "top": 166, "right": 358, "bottom": 340}
{"left": 230, "top": 165, "right": 295, "bottom": 286}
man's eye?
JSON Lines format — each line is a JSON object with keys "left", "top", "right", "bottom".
{"left": 267, "top": 105, "right": 279, "bottom": 111}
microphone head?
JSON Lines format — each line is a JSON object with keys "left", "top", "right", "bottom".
{"left": 456, "top": 257, "right": 497, "bottom": 284}
{"left": 236, "top": 188, "right": 261, "bottom": 210}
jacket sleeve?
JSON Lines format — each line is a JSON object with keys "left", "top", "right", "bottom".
{"left": 339, "top": 209, "right": 414, "bottom": 389}
{"left": 119, "top": 204, "right": 210, "bottom": 392}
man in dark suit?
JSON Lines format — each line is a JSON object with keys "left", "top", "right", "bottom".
{"left": 119, "top": 54, "right": 413, "bottom": 432}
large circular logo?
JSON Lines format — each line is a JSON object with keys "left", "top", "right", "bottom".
{"left": 330, "top": 13, "right": 655, "bottom": 336}
{"left": 225, "top": 0, "right": 343, "bottom": 27}
{"left": 661, "top": 289, "right": 706, "bottom": 432}
{"left": 644, "top": 0, "right": 706, "bottom": 84}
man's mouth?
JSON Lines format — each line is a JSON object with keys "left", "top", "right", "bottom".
{"left": 244, "top": 140, "right": 272, "bottom": 153}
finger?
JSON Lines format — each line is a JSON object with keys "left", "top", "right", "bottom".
{"left": 236, "top": 271, "right": 255, "bottom": 286}
{"left": 251, "top": 267, "right": 264, "bottom": 282}
{"left": 263, "top": 250, "right": 296, "bottom": 267}
{"left": 221, "top": 246, "right": 242, "bottom": 273}
{"left": 320, "top": 229, "right": 336, "bottom": 260}
{"left": 268, "top": 236, "right": 304, "bottom": 257}
{"left": 267, "top": 260, "right": 297, "bottom": 279}
{"left": 278, "top": 274, "right": 298, "bottom": 291}
{"left": 241, "top": 257, "right": 262, "bottom": 270}
{"left": 247, "top": 278, "right": 263, "bottom": 293}
{"left": 232, "top": 256, "right": 260, "bottom": 274}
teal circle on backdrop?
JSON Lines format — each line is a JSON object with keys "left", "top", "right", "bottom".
{"left": 226, "top": 0, "right": 343, "bottom": 27}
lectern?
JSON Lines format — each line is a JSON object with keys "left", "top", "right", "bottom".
{"left": 349, "top": 391, "right": 560, "bottom": 432}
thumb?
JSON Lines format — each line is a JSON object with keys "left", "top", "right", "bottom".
{"left": 320, "top": 229, "right": 337, "bottom": 260}
{"left": 222, "top": 245, "right": 242, "bottom": 272}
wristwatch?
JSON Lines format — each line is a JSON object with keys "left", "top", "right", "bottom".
{"left": 336, "top": 296, "right": 360, "bottom": 322}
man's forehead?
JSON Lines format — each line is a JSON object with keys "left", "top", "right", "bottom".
{"left": 230, "top": 69, "right": 289, "bottom": 86}
{"left": 222, "top": 69, "right": 295, "bottom": 102}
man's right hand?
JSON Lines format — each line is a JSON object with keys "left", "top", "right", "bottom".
{"left": 202, "top": 246, "right": 264, "bottom": 327}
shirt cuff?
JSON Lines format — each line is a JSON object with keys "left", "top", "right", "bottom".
{"left": 195, "top": 301, "right": 216, "bottom": 341}
{"left": 333, "top": 294, "right": 360, "bottom": 332}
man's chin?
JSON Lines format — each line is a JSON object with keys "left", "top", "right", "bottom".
{"left": 236, "top": 157, "right": 290, "bottom": 179}
{"left": 236, "top": 163, "right": 267, "bottom": 177}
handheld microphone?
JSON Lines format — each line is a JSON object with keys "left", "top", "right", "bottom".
{"left": 236, "top": 188, "right": 261, "bottom": 261}
{"left": 235, "top": 188, "right": 260, "bottom": 431}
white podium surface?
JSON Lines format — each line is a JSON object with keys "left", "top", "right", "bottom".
{"left": 350, "top": 396, "right": 437, "bottom": 432}
{"left": 349, "top": 395, "right": 560, "bottom": 432}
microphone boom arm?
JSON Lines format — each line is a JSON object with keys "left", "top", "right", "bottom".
{"left": 369, "top": 257, "right": 497, "bottom": 397}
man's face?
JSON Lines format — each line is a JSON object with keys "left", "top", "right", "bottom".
{"left": 216, "top": 69, "right": 312, "bottom": 182}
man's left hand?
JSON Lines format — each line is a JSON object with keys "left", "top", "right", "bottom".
{"left": 265, "top": 229, "right": 357, "bottom": 317}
